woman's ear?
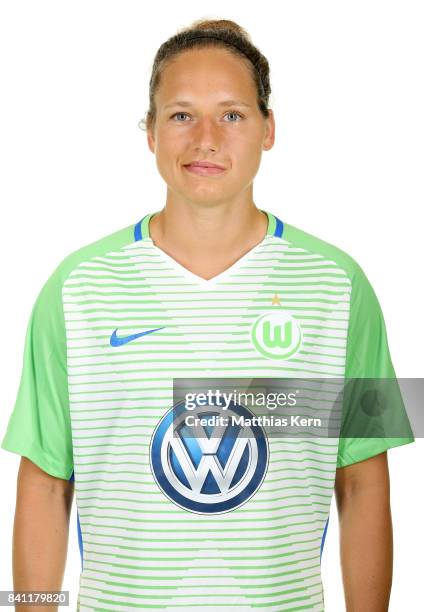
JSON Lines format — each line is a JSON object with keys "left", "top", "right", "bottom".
{"left": 263, "top": 109, "right": 275, "bottom": 151}
{"left": 147, "top": 128, "right": 155, "bottom": 154}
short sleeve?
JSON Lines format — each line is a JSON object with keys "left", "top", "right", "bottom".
{"left": 336, "top": 264, "right": 415, "bottom": 468}
{"left": 1, "top": 266, "right": 74, "bottom": 480}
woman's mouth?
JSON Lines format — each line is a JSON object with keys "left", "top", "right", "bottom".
{"left": 183, "top": 162, "right": 227, "bottom": 176}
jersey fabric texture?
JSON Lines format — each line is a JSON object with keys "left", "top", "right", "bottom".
{"left": 1, "top": 209, "right": 414, "bottom": 611}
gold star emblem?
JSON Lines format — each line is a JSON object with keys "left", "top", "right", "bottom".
{"left": 271, "top": 293, "right": 281, "bottom": 305}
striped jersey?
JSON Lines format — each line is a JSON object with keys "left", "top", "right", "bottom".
{"left": 1, "top": 209, "right": 414, "bottom": 611}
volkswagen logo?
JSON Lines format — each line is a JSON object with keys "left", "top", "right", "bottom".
{"left": 150, "top": 398, "right": 269, "bottom": 514}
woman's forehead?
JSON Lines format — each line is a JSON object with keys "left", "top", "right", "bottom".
{"left": 157, "top": 48, "right": 256, "bottom": 103}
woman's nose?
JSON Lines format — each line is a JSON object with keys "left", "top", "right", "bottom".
{"left": 191, "top": 116, "right": 221, "bottom": 150}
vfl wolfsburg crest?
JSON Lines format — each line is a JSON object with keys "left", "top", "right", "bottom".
{"left": 251, "top": 311, "right": 302, "bottom": 360}
{"left": 150, "top": 400, "right": 269, "bottom": 514}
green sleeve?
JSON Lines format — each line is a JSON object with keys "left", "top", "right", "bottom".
{"left": 1, "top": 265, "right": 73, "bottom": 480}
{"left": 336, "top": 263, "right": 415, "bottom": 468}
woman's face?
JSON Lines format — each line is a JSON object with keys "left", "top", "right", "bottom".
{"left": 147, "top": 46, "right": 275, "bottom": 206}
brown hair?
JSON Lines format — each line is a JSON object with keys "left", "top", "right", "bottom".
{"left": 139, "top": 18, "right": 272, "bottom": 132}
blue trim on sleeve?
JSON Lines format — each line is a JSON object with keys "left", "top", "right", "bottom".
{"left": 69, "top": 469, "right": 83, "bottom": 571}
{"left": 77, "top": 510, "right": 84, "bottom": 571}
{"left": 320, "top": 516, "right": 329, "bottom": 562}
{"left": 274, "top": 216, "right": 284, "bottom": 238}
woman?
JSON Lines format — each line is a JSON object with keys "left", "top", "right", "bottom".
{"left": 2, "top": 17, "right": 414, "bottom": 612}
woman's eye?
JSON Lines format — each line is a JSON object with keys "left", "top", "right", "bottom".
{"left": 224, "top": 111, "right": 243, "bottom": 122}
{"left": 170, "top": 111, "right": 243, "bottom": 122}
{"left": 172, "top": 112, "right": 190, "bottom": 121}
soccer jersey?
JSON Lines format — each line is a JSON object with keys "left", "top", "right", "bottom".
{"left": 1, "top": 209, "right": 414, "bottom": 611}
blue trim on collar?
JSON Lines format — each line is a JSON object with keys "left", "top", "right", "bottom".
{"left": 274, "top": 216, "right": 284, "bottom": 238}
{"left": 134, "top": 218, "right": 143, "bottom": 241}
{"left": 135, "top": 212, "right": 284, "bottom": 240}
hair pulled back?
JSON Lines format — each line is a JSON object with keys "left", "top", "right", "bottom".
{"left": 139, "top": 18, "right": 272, "bottom": 132}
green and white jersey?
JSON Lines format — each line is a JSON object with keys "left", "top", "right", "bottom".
{"left": 1, "top": 209, "right": 414, "bottom": 611}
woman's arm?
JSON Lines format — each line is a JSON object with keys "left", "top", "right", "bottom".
{"left": 12, "top": 457, "right": 74, "bottom": 612}
{"left": 335, "top": 451, "right": 393, "bottom": 612}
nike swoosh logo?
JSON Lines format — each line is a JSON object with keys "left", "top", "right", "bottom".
{"left": 110, "top": 327, "right": 165, "bottom": 347}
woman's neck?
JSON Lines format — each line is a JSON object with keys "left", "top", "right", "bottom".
{"left": 148, "top": 199, "right": 269, "bottom": 281}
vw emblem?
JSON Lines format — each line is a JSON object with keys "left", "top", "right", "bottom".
{"left": 150, "top": 398, "right": 269, "bottom": 514}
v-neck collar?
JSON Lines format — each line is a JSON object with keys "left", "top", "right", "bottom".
{"left": 133, "top": 209, "right": 283, "bottom": 288}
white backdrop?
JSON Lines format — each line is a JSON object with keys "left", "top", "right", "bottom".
{"left": 0, "top": 1, "right": 422, "bottom": 610}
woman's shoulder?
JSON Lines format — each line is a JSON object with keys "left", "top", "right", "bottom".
{"left": 36, "top": 220, "right": 138, "bottom": 298}
{"left": 280, "top": 219, "right": 365, "bottom": 283}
